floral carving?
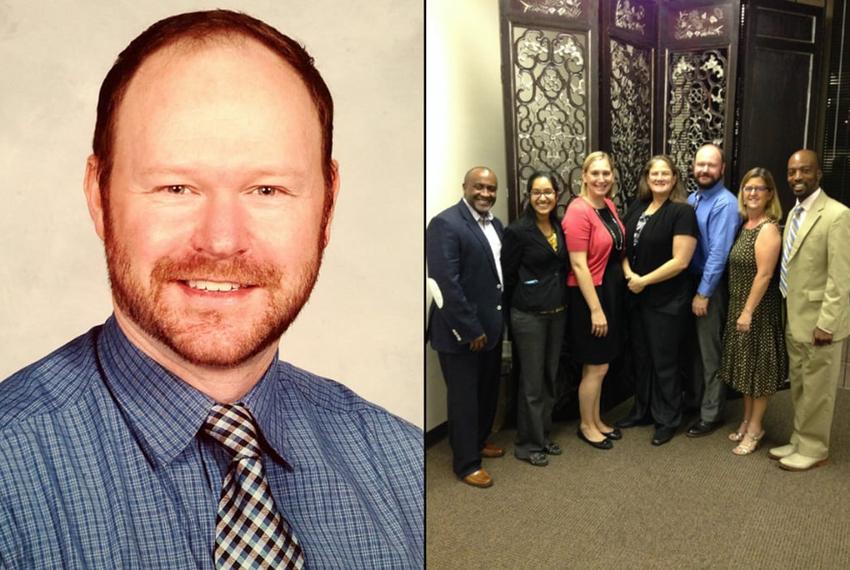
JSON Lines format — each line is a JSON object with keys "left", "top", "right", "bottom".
{"left": 674, "top": 8, "right": 725, "bottom": 40}
{"left": 512, "top": 26, "right": 589, "bottom": 206}
{"left": 516, "top": 0, "right": 582, "bottom": 19}
{"left": 615, "top": 0, "right": 647, "bottom": 35}
{"left": 667, "top": 50, "right": 728, "bottom": 193}
{"left": 609, "top": 39, "right": 652, "bottom": 204}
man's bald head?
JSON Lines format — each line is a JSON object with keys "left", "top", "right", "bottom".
{"left": 787, "top": 149, "right": 822, "bottom": 201}
{"left": 463, "top": 167, "right": 496, "bottom": 187}
{"left": 462, "top": 167, "right": 497, "bottom": 216}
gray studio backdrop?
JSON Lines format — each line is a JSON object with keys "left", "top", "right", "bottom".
{"left": 0, "top": 0, "right": 423, "bottom": 426}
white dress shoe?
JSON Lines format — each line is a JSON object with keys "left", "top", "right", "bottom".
{"left": 778, "top": 452, "right": 828, "bottom": 472}
{"left": 768, "top": 443, "right": 796, "bottom": 460}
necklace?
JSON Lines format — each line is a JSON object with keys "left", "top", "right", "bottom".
{"left": 594, "top": 205, "right": 624, "bottom": 251}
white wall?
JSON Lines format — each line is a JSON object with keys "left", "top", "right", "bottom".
{"left": 426, "top": 0, "right": 508, "bottom": 431}
{"left": 0, "top": 0, "right": 423, "bottom": 427}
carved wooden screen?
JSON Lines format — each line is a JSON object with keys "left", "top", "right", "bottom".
{"left": 600, "top": 0, "right": 658, "bottom": 206}
{"left": 660, "top": 0, "right": 740, "bottom": 193}
{"left": 499, "top": 0, "right": 823, "bottom": 218}
{"left": 500, "top": 0, "right": 599, "bottom": 219}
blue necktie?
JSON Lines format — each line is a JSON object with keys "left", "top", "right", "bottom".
{"left": 779, "top": 206, "right": 803, "bottom": 298}
{"left": 204, "top": 404, "right": 306, "bottom": 569}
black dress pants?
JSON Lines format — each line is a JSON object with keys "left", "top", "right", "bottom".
{"left": 438, "top": 343, "right": 502, "bottom": 478}
{"left": 627, "top": 298, "right": 687, "bottom": 430}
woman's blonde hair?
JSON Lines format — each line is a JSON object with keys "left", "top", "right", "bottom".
{"left": 737, "top": 167, "right": 783, "bottom": 221}
{"left": 637, "top": 155, "right": 687, "bottom": 203}
{"left": 579, "top": 151, "right": 618, "bottom": 199}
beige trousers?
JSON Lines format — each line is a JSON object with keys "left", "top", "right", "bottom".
{"left": 785, "top": 334, "right": 844, "bottom": 458}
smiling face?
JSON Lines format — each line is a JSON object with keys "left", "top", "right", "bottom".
{"left": 647, "top": 159, "right": 675, "bottom": 197}
{"left": 787, "top": 150, "right": 822, "bottom": 201}
{"left": 693, "top": 145, "right": 725, "bottom": 189}
{"left": 462, "top": 168, "right": 498, "bottom": 215}
{"left": 529, "top": 176, "right": 557, "bottom": 217}
{"left": 86, "top": 38, "right": 337, "bottom": 368}
{"left": 741, "top": 176, "right": 771, "bottom": 216}
{"left": 582, "top": 157, "right": 613, "bottom": 200}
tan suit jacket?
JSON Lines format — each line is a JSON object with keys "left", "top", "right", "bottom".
{"left": 784, "top": 190, "right": 850, "bottom": 343}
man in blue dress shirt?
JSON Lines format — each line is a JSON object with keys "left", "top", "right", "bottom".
{"left": 0, "top": 10, "right": 422, "bottom": 569}
{"left": 685, "top": 144, "right": 742, "bottom": 437}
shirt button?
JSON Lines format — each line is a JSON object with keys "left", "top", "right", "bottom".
{"left": 496, "top": 305, "right": 502, "bottom": 311}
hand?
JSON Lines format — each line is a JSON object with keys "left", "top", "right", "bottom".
{"left": 692, "top": 294, "right": 709, "bottom": 317}
{"left": 627, "top": 274, "right": 646, "bottom": 294}
{"left": 813, "top": 327, "right": 833, "bottom": 346}
{"left": 736, "top": 311, "right": 752, "bottom": 332}
{"left": 590, "top": 308, "right": 608, "bottom": 338}
{"left": 469, "top": 334, "right": 488, "bottom": 351}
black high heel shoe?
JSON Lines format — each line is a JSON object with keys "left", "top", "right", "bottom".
{"left": 576, "top": 428, "right": 613, "bottom": 450}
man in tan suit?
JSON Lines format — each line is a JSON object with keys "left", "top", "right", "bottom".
{"left": 770, "top": 149, "right": 850, "bottom": 471}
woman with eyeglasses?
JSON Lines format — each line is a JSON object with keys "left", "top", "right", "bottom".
{"left": 717, "top": 167, "right": 786, "bottom": 455}
{"left": 616, "top": 155, "right": 697, "bottom": 446}
{"left": 501, "top": 171, "right": 569, "bottom": 466}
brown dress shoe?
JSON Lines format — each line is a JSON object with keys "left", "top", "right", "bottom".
{"left": 462, "top": 469, "right": 493, "bottom": 488}
{"left": 480, "top": 443, "right": 505, "bottom": 458}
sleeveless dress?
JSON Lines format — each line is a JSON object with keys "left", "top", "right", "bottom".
{"left": 718, "top": 220, "right": 787, "bottom": 396}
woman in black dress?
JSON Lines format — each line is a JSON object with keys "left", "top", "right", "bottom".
{"left": 563, "top": 151, "right": 626, "bottom": 450}
{"left": 502, "top": 172, "right": 568, "bottom": 466}
{"left": 615, "top": 155, "right": 697, "bottom": 446}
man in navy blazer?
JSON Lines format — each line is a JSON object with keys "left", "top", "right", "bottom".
{"left": 427, "top": 166, "right": 506, "bottom": 488}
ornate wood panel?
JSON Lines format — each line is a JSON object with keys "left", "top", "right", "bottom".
{"left": 500, "top": 0, "right": 599, "bottom": 219}
{"left": 500, "top": 0, "right": 823, "bottom": 216}
{"left": 660, "top": 0, "right": 740, "bottom": 193}
{"left": 600, "top": 0, "right": 658, "bottom": 207}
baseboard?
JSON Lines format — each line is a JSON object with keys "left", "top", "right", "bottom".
{"left": 426, "top": 422, "right": 447, "bottom": 449}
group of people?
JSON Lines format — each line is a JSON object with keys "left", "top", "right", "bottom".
{"left": 427, "top": 144, "right": 850, "bottom": 488}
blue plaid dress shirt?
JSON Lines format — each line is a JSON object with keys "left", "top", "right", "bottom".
{"left": 0, "top": 316, "right": 423, "bottom": 569}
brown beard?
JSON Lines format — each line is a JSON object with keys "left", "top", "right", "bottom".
{"left": 103, "top": 217, "right": 326, "bottom": 369}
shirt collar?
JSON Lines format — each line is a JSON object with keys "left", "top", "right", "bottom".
{"left": 462, "top": 197, "right": 494, "bottom": 223}
{"left": 794, "top": 187, "right": 822, "bottom": 212}
{"left": 696, "top": 180, "right": 726, "bottom": 198}
{"left": 97, "top": 315, "right": 290, "bottom": 468}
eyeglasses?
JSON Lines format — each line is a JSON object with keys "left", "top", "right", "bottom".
{"left": 530, "top": 190, "right": 556, "bottom": 198}
{"left": 743, "top": 185, "right": 769, "bottom": 194}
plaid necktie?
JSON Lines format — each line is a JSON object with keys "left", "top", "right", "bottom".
{"left": 203, "top": 404, "right": 306, "bottom": 569}
{"left": 779, "top": 206, "right": 803, "bottom": 298}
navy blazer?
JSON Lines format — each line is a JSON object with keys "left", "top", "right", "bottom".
{"left": 426, "top": 199, "right": 504, "bottom": 353}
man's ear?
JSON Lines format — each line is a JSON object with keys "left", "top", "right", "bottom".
{"left": 322, "top": 160, "right": 341, "bottom": 248}
{"left": 83, "top": 155, "right": 106, "bottom": 241}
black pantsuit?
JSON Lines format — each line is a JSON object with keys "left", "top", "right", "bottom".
{"left": 627, "top": 294, "right": 689, "bottom": 429}
{"left": 501, "top": 213, "right": 568, "bottom": 459}
{"left": 622, "top": 198, "right": 697, "bottom": 428}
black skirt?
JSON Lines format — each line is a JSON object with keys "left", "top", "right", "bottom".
{"left": 567, "top": 252, "right": 625, "bottom": 365}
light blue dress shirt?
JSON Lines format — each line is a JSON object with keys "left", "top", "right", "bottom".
{"left": 687, "top": 181, "right": 742, "bottom": 297}
{"left": 0, "top": 316, "right": 423, "bottom": 569}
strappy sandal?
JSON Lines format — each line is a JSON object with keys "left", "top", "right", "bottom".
{"left": 728, "top": 419, "right": 749, "bottom": 442}
{"left": 732, "top": 431, "right": 765, "bottom": 455}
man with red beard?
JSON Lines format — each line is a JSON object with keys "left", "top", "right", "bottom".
{"left": 0, "top": 10, "right": 422, "bottom": 569}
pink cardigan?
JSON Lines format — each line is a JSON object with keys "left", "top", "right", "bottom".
{"left": 562, "top": 196, "right": 625, "bottom": 286}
